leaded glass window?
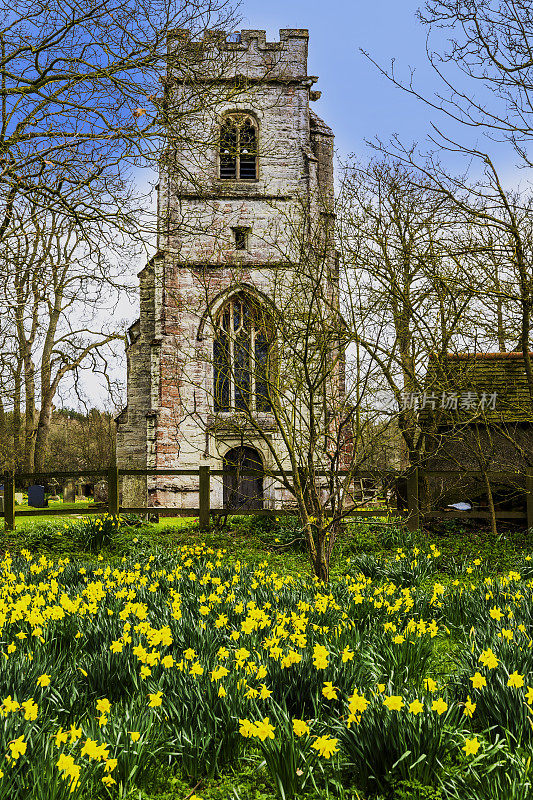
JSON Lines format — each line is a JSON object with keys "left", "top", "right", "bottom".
{"left": 213, "top": 296, "right": 272, "bottom": 411}
{"left": 219, "top": 114, "right": 258, "bottom": 180}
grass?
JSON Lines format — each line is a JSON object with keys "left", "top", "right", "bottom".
{"left": 10, "top": 500, "right": 99, "bottom": 531}
{"left": 3, "top": 511, "right": 532, "bottom": 580}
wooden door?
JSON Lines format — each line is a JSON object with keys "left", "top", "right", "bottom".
{"left": 223, "top": 446, "right": 263, "bottom": 510}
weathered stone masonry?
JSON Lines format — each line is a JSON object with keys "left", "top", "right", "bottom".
{"left": 116, "top": 28, "right": 336, "bottom": 509}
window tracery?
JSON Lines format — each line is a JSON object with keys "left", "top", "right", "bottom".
{"left": 213, "top": 295, "right": 272, "bottom": 412}
{"left": 219, "top": 114, "right": 258, "bottom": 180}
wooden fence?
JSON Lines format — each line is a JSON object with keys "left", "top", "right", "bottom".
{"left": 1, "top": 464, "right": 532, "bottom": 533}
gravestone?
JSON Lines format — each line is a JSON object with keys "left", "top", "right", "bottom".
{"left": 28, "top": 485, "right": 47, "bottom": 508}
{"left": 63, "top": 481, "right": 75, "bottom": 503}
{"left": 94, "top": 480, "right": 108, "bottom": 503}
{"left": 48, "top": 479, "right": 60, "bottom": 501}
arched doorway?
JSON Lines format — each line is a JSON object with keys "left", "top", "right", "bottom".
{"left": 223, "top": 446, "right": 264, "bottom": 510}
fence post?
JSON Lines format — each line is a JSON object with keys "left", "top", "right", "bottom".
{"left": 199, "top": 465, "right": 210, "bottom": 530}
{"left": 4, "top": 471, "right": 14, "bottom": 532}
{"left": 406, "top": 466, "right": 419, "bottom": 533}
{"left": 108, "top": 459, "right": 119, "bottom": 517}
{"left": 527, "top": 466, "right": 533, "bottom": 533}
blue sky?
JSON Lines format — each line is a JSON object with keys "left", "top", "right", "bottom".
{"left": 239, "top": 0, "right": 522, "bottom": 186}
{"left": 239, "top": 0, "right": 443, "bottom": 161}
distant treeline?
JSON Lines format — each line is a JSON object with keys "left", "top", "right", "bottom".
{"left": 0, "top": 408, "right": 115, "bottom": 473}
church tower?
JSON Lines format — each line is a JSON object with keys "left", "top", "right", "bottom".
{"left": 117, "top": 28, "right": 337, "bottom": 510}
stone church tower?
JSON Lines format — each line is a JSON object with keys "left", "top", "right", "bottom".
{"left": 116, "top": 28, "right": 337, "bottom": 510}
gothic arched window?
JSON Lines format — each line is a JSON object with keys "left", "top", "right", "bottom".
{"left": 219, "top": 114, "right": 258, "bottom": 180}
{"left": 213, "top": 295, "right": 273, "bottom": 411}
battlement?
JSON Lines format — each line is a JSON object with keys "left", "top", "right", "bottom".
{"left": 168, "top": 28, "right": 309, "bottom": 80}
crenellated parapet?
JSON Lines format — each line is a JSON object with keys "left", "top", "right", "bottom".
{"left": 167, "top": 28, "right": 310, "bottom": 81}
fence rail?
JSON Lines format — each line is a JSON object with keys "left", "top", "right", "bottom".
{"left": 1, "top": 464, "right": 532, "bottom": 532}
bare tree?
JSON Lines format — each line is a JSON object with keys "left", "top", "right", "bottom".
{"left": 0, "top": 190, "right": 135, "bottom": 471}
{"left": 337, "top": 157, "right": 479, "bottom": 504}
{"left": 0, "top": 0, "right": 242, "bottom": 232}
{"left": 362, "top": 0, "right": 533, "bottom": 407}
{"left": 0, "top": 4, "right": 275, "bottom": 469}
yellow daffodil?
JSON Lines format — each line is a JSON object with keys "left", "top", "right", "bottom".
{"left": 96, "top": 699, "right": 111, "bottom": 715}
{"left": 239, "top": 718, "right": 256, "bottom": 738}
{"left": 409, "top": 699, "right": 424, "bottom": 715}
{"left": 383, "top": 695, "right": 404, "bottom": 711}
{"left": 508, "top": 671, "right": 525, "bottom": 688}
{"left": 322, "top": 681, "right": 338, "bottom": 700}
{"left": 463, "top": 696, "right": 476, "bottom": 718}
{"left": 479, "top": 649, "right": 499, "bottom": 669}
{"left": 463, "top": 737, "right": 480, "bottom": 756}
{"left": 148, "top": 691, "right": 163, "bottom": 707}
{"left": 8, "top": 736, "right": 26, "bottom": 760}
{"left": 432, "top": 697, "right": 448, "bottom": 715}
{"left": 470, "top": 672, "right": 487, "bottom": 689}
{"left": 292, "top": 718, "right": 310, "bottom": 737}
{"left": 312, "top": 735, "right": 339, "bottom": 758}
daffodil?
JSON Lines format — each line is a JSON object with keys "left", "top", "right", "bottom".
{"left": 470, "top": 672, "right": 486, "bottom": 689}
{"left": 293, "top": 718, "right": 310, "bottom": 736}
{"left": 409, "top": 699, "right": 424, "bottom": 715}
{"left": 507, "top": 671, "right": 525, "bottom": 688}
{"left": 96, "top": 699, "right": 111, "bottom": 715}
{"left": 239, "top": 718, "right": 256, "bottom": 738}
{"left": 322, "top": 681, "right": 337, "bottom": 700}
{"left": 8, "top": 736, "right": 26, "bottom": 760}
{"left": 479, "top": 648, "right": 499, "bottom": 669}
{"left": 148, "top": 691, "right": 163, "bottom": 707}
{"left": 312, "top": 735, "right": 339, "bottom": 758}
{"left": 463, "top": 696, "right": 476, "bottom": 718}
{"left": 432, "top": 697, "right": 448, "bottom": 715}
{"left": 463, "top": 737, "right": 480, "bottom": 756}
{"left": 383, "top": 695, "right": 404, "bottom": 711}
{"left": 253, "top": 717, "right": 275, "bottom": 741}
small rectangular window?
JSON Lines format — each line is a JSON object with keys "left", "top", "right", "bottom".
{"left": 232, "top": 227, "right": 250, "bottom": 250}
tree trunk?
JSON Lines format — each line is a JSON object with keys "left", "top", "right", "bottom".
{"left": 418, "top": 469, "right": 431, "bottom": 515}
{"left": 312, "top": 533, "right": 330, "bottom": 583}
{"left": 12, "top": 365, "right": 22, "bottom": 471}
{"left": 481, "top": 469, "right": 497, "bottom": 537}
{"left": 22, "top": 355, "right": 36, "bottom": 471}
{"left": 494, "top": 268, "right": 506, "bottom": 352}
{"left": 0, "top": 394, "right": 6, "bottom": 469}
{"left": 33, "top": 396, "right": 54, "bottom": 473}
